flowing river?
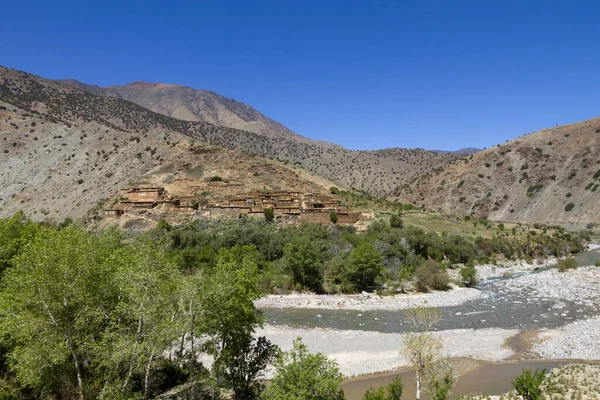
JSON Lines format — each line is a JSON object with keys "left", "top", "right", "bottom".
{"left": 259, "top": 249, "right": 600, "bottom": 398}
{"left": 263, "top": 250, "right": 600, "bottom": 334}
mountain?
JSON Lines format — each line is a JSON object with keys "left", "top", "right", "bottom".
{"left": 0, "top": 69, "right": 338, "bottom": 222}
{"left": 0, "top": 66, "right": 459, "bottom": 221}
{"left": 59, "top": 79, "right": 319, "bottom": 145}
{"left": 430, "top": 147, "right": 481, "bottom": 155}
{"left": 393, "top": 118, "right": 600, "bottom": 227}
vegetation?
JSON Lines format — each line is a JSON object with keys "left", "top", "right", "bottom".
{"left": 0, "top": 215, "right": 278, "bottom": 399}
{"left": 401, "top": 307, "right": 454, "bottom": 400}
{"left": 261, "top": 338, "right": 345, "bottom": 400}
{"left": 459, "top": 261, "right": 478, "bottom": 287}
{"left": 512, "top": 368, "right": 557, "bottom": 400}
{"left": 557, "top": 257, "right": 577, "bottom": 272}
{"left": 362, "top": 376, "right": 403, "bottom": 400}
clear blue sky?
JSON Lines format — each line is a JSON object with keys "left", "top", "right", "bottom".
{"left": 2, "top": 1, "right": 599, "bottom": 151}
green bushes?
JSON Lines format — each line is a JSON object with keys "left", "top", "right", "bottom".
{"left": 415, "top": 260, "right": 450, "bottom": 292}
{"left": 557, "top": 257, "right": 577, "bottom": 272}
{"left": 564, "top": 203, "right": 575, "bottom": 212}
{"left": 460, "top": 262, "right": 478, "bottom": 287}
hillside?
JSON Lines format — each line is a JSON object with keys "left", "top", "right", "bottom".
{"left": 0, "top": 69, "right": 338, "bottom": 222}
{"left": 393, "top": 117, "right": 600, "bottom": 227}
{"left": 0, "top": 66, "right": 457, "bottom": 208}
{"left": 60, "top": 78, "right": 317, "bottom": 145}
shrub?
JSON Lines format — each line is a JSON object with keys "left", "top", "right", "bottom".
{"left": 460, "top": 262, "right": 478, "bottom": 287}
{"left": 77, "top": 179, "right": 84, "bottom": 184}
{"left": 415, "top": 260, "right": 450, "bottom": 292}
{"left": 557, "top": 257, "right": 577, "bottom": 272}
{"left": 390, "top": 213, "right": 404, "bottom": 229}
{"left": 594, "top": 259, "right": 600, "bottom": 267}
{"left": 264, "top": 208, "right": 274, "bottom": 222}
{"left": 329, "top": 187, "right": 340, "bottom": 195}
{"left": 210, "top": 175, "right": 223, "bottom": 182}
{"left": 512, "top": 368, "right": 556, "bottom": 400}
{"left": 564, "top": 203, "right": 575, "bottom": 212}
{"left": 329, "top": 211, "right": 338, "bottom": 224}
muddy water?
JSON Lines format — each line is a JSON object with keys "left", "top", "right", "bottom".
{"left": 342, "top": 360, "right": 577, "bottom": 400}
{"left": 263, "top": 250, "right": 600, "bottom": 334}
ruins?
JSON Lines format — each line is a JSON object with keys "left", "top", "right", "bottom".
{"left": 106, "top": 187, "right": 365, "bottom": 224}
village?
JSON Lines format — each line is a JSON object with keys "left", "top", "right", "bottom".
{"left": 104, "top": 186, "right": 366, "bottom": 225}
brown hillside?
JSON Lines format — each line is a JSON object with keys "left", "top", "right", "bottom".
{"left": 1, "top": 66, "right": 458, "bottom": 200}
{"left": 393, "top": 118, "right": 600, "bottom": 228}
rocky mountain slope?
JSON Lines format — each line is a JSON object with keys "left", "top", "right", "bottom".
{"left": 0, "top": 66, "right": 457, "bottom": 208}
{"left": 60, "top": 78, "right": 316, "bottom": 145}
{"left": 0, "top": 69, "right": 338, "bottom": 221}
{"left": 393, "top": 117, "right": 600, "bottom": 227}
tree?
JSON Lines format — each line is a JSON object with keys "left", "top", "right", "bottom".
{"left": 330, "top": 211, "right": 338, "bottom": 224}
{"left": 512, "top": 368, "right": 557, "bottom": 400}
{"left": 0, "top": 227, "right": 122, "bottom": 399}
{"left": 348, "top": 242, "right": 383, "bottom": 291}
{"left": 101, "top": 236, "right": 181, "bottom": 398}
{"left": 401, "top": 307, "right": 454, "bottom": 400}
{"left": 362, "top": 376, "right": 402, "bottom": 400}
{"left": 261, "top": 337, "right": 345, "bottom": 400}
{"left": 390, "top": 213, "right": 404, "bottom": 229}
{"left": 283, "top": 236, "right": 324, "bottom": 292}
{"left": 330, "top": 187, "right": 340, "bottom": 195}
{"left": 459, "top": 261, "right": 478, "bottom": 287}
{"left": 414, "top": 260, "right": 450, "bottom": 292}
{"left": 264, "top": 208, "right": 274, "bottom": 222}
{"left": 201, "top": 246, "right": 267, "bottom": 399}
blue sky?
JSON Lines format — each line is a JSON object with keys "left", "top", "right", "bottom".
{"left": 2, "top": 1, "right": 599, "bottom": 151}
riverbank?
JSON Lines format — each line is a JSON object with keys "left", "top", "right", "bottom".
{"left": 257, "top": 325, "right": 517, "bottom": 376}
{"left": 534, "top": 316, "right": 600, "bottom": 360}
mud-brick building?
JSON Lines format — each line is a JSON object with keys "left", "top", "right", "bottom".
{"left": 119, "top": 187, "right": 165, "bottom": 202}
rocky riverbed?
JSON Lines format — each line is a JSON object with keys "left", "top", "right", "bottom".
{"left": 255, "top": 286, "right": 485, "bottom": 311}
{"left": 534, "top": 316, "right": 600, "bottom": 360}
{"left": 257, "top": 325, "right": 518, "bottom": 377}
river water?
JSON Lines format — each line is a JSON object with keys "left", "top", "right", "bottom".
{"left": 263, "top": 250, "right": 600, "bottom": 334}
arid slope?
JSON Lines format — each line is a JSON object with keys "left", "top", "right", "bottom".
{"left": 393, "top": 118, "right": 600, "bottom": 227}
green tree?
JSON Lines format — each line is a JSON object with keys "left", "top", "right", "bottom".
{"left": 348, "top": 242, "right": 383, "bottom": 291}
{"left": 101, "top": 236, "right": 181, "bottom": 398}
{"left": 401, "top": 307, "right": 454, "bottom": 400}
{"left": 283, "top": 236, "right": 324, "bottom": 291}
{"left": 330, "top": 187, "right": 340, "bottom": 195}
{"left": 261, "top": 338, "right": 346, "bottom": 400}
{"left": 390, "top": 213, "right": 404, "bottom": 229}
{"left": 362, "top": 376, "right": 402, "bottom": 400}
{"left": 459, "top": 261, "right": 478, "bottom": 287}
{"left": 0, "top": 211, "right": 43, "bottom": 276}
{"left": 201, "top": 246, "right": 267, "bottom": 398}
{"left": 264, "top": 208, "right": 274, "bottom": 222}
{"left": 330, "top": 211, "right": 338, "bottom": 224}
{"left": 0, "top": 227, "right": 122, "bottom": 400}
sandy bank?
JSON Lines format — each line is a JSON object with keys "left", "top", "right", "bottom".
{"left": 256, "top": 286, "right": 484, "bottom": 311}
{"left": 257, "top": 325, "right": 517, "bottom": 377}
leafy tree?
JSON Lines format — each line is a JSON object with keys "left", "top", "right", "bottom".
{"left": 283, "top": 236, "right": 324, "bottom": 291}
{"left": 459, "top": 261, "right": 478, "bottom": 287}
{"left": 348, "top": 242, "right": 383, "bottom": 291}
{"left": 101, "top": 236, "right": 181, "bottom": 398}
{"left": 264, "top": 207, "right": 274, "bottom": 222}
{"left": 201, "top": 246, "right": 266, "bottom": 397}
{"left": 217, "top": 336, "right": 278, "bottom": 400}
{"left": 330, "top": 187, "right": 340, "bottom": 195}
{"left": 330, "top": 211, "right": 338, "bottom": 224}
{"left": 512, "top": 368, "right": 557, "bottom": 400}
{"left": 0, "top": 211, "right": 43, "bottom": 276}
{"left": 261, "top": 338, "right": 345, "bottom": 400}
{"left": 0, "top": 227, "right": 122, "bottom": 399}
{"left": 390, "top": 213, "right": 403, "bottom": 229}
{"left": 401, "top": 307, "right": 453, "bottom": 400}
{"left": 362, "top": 376, "right": 402, "bottom": 400}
